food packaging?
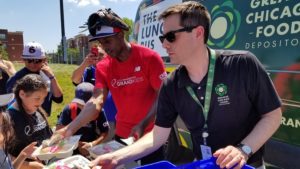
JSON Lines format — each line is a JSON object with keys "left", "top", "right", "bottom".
{"left": 44, "top": 155, "right": 91, "bottom": 169}
{"left": 88, "top": 140, "right": 125, "bottom": 158}
{"left": 33, "top": 135, "right": 81, "bottom": 161}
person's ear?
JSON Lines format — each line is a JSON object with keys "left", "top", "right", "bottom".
{"left": 195, "top": 25, "right": 205, "bottom": 42}
{"left": 19, "top": 90, "right": 26, "bottom": 99}
{"left": 117, "top": 31, "right": 125, "bottom": 39}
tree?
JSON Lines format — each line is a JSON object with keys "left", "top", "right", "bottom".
{"left": 0, "top": 47, "right": 9, "bottom": 60}
{"left": 67, "top": 48, "right": 80, "bottom": 64}
{"left": 122, "top": 17, "right": 133, "bottom": 41}
{"left": 55, "top": 45, "right": 79, "bottom": 64}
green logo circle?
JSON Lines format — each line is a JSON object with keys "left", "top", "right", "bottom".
{"left": 208, "top": 0, "right": 241, "bottom": 48}
{"left": 215, "top": 83, "right": 228, "bottom": 96}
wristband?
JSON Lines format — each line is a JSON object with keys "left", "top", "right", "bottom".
{"left": 49, "top": 75, "right": 55, "bottom": 80}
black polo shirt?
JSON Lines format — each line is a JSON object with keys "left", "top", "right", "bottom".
{"left": 156, "top": 49, "right": 281, "bottom": 164}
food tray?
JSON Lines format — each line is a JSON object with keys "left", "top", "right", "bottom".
{"left": 44, "top": 155, "right": 91, "bottom": 169}
{"left": 33, "top": 135, "right": 81, "bottom": 161}
{"left": 89, "top": 140, "right": 125, "bottom": 158}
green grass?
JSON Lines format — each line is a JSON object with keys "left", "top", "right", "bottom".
{"left": 13, "top": 62, "right": 78, "bottom": 127}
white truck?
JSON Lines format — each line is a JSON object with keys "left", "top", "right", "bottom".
{"left": 133, "top": 0, "right": 300, "bottom": 168}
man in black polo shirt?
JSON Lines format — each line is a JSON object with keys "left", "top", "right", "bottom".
{"left": 80, "top": 2, "right": 282, "bottom": 169}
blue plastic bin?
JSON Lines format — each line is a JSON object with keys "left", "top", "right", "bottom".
{"left": 177, "top": 157, "right": 254, "bottom": 169}
{"left": 134, "top": 160, "right": 176, "bottom": 169}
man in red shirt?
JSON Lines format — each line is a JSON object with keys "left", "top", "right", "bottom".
{"left": 61, "top": 8, "right": 167, "bottom": 165}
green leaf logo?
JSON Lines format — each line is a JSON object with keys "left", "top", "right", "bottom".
{"left": 208, "top": 0, "right": 241, "bottom": 48}
{"left": 215, "top": 83, "right": 228, "bottom": 96}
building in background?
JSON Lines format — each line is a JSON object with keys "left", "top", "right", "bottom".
{"left": 0, "top": 29, "right": 23, "bottom": 61}
{"left": 67, "top": 34, "right": 97, "bottom": 64}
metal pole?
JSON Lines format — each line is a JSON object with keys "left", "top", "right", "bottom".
{"left": 60, "top": 0, "right": 67, "bottom": 63}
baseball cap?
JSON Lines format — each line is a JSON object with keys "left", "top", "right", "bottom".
{"left": 22, "top": 41, "right": 46, "bottom": 59}
{"left": 72, "top": 82, "right": 94, "bottom": 105}
{"left": 87, "top": 8, "right": 129, "bottom": 42}
{"left": 0, "top": 93, "right": 14, "bottom": 107}
{"left": 88, "top": 26, "right": 122, "bottom": 42}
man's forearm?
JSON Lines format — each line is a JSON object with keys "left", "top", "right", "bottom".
{"left": 68, "top": 93, "right": 105, "bottom": 135}
{"left": 112, "top": 126, "right": 171, "bottom": 165}
{"left": 68, "top": 103, "right": 100, "bottom": 134}
{"left": 241, "top": 107, "right": 282, "bottom": 153}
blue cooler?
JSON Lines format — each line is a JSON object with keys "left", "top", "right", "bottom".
{"left": 134, "top": 161, "right": 176, "bottom": 169}
{"left": 177, "top": 157, "right": 255, "bottom": 169}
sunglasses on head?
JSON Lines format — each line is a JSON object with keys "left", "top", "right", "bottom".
{"left": 159, "top": 26, "right": 197, "bottom": 43}
{"left": 24, "top": 59, "right": 43, "bottom": 64}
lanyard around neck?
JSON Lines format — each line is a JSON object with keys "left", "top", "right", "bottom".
{"left": 186, "top": 48, "right": 216, "bottom": 128}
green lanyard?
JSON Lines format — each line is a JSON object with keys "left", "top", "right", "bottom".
{"left": 186, "top": 48, "right": 216, "bottom": 129}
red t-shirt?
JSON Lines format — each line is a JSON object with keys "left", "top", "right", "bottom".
{"left": 95, "top": 44, "right": 167, "bottom": 138}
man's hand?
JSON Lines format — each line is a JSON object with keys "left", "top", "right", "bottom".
{"left": 51, "top": 126, "right": 73, "bottom": 142}
{"left": 213, "top": 145, "right": 248, "bottom": 169}
{"left": 90, "top": 153, "right": 118, "bottom": 169}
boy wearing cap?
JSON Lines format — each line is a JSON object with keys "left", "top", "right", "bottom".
{"left": 60, "top": 8, "right": 167, "bottom": 164}
{"left": 6, "top": 41, "right": 63, "bottom": 116}
{"left": 56, "top": 82, "right": 109, "bottom": 156}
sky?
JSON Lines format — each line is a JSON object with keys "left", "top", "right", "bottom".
{"left": 0, "top": 0, "right": 142, "bottom": 52}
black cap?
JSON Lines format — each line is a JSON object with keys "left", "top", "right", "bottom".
{"left": 87, "top": 8, "right": 129, "bottom": 41}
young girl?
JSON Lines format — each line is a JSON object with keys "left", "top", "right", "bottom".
{"left": 7, "top": 74, "right": 53, "bottom": 168}
{"left": 0, "top": 93, "right": 36, "bottom": 169}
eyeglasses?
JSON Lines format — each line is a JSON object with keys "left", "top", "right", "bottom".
{"left": 24, "top": 59, "right": 43, "bottom": 64}
{"left": 159, "top": 26, "right": 197, "bottom": 43}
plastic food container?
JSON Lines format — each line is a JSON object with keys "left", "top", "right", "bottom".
{"left": 33, "top": 135, "right": 81, "bottom": 161}
{"left": 89, "top": 140, "right": 125, "bottom": 158}
{"left": 44, "top": 155, "right": 91, "bottom": 169}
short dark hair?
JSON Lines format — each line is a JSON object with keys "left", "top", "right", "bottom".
{"left": 159, "top": 1, "right": 211, "bottom": 43}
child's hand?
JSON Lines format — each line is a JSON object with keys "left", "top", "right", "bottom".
{"left": 78, "top": 141, "right": 92, "bottom": 156}
{"left": 40, "top": 62, "right": 54, "bottom": 78}
{"left": 20, "top": 142, "right": 38, "bottom": 160}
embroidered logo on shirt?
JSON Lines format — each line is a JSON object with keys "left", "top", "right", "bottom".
{"left": 215, "top": 83, "right": 230, "bottom": 106}
{"left": 159, "top": 72, "right": 167, "bottom": 80}
{"left": 134, "top": 66, "right": 141, "bottom": 72}
{"left": 215, "top": 83, "right": 227, "bottom": 96}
